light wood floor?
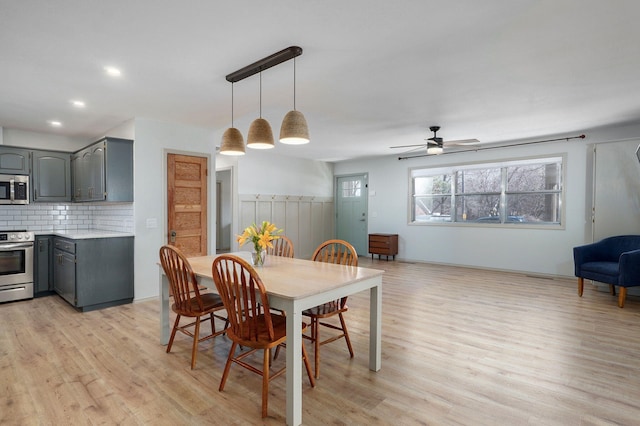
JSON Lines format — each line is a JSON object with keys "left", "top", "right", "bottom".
{"left": 2, "top": 258, "right": 640, "bottom": 425}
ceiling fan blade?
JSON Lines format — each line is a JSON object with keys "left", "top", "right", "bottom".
{"left": 444, "top": 138, "right": 481, "bottom": 146}
{"left": 390, "top": 143, "right": 428, "bottom": 149}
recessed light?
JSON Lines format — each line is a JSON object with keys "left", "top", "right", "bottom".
{"left": 71, "top": 100, "right": 85, "bottom": 108}
{"left": 48, "top": 120, "right": 62, "bottom": 127}
{"left": 104, "top": 66, "right": 122, "bottom": 77}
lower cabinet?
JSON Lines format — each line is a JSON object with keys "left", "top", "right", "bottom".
{"left": 34, "top": 235, "right": 54, "bottom": 296}
{"left": 53, "top": 236, "right": 134, "bottom": 312}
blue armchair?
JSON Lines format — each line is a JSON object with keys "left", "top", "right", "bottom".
{"left": 573, "top": 235, "right": 640, "bottom": 308}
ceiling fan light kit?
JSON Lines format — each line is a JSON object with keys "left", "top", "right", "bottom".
{"left": 220, "top": 46, "right": 309, "bottom": 155}
{"left": 389, "top": 125, "right": 480, "bottom": 156}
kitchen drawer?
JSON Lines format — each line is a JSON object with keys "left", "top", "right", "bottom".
{"left": 54, "top": 238, "right": 76, "bottom": 254}
{"left": 368, "top": 233, "right": 398, "bottom": 260}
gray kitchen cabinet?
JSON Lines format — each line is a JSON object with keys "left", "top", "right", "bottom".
{"left": 72, "top": 137, "right": 133, "bottom": 202}
{"left": 53, "top": 236, "right": 134, "bottom": 312}
{"left": 0, "top": 146, "right": 30, "bottom": 175}
{"left": 34, "top": 235, "right": 53, "bottom": 295}
{"left": 53, "top": 240, "right": 75, "bottom": 304}
{"left": 31, "top": 150, "right": 72, "bottom": 202}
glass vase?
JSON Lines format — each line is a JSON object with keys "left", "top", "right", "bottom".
{"left": 252, "top": 248, "right": 267, "bottom": 266}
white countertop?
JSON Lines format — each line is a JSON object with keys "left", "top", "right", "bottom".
{"left": 35, "top": 230, "right": 134, "bottom": 239}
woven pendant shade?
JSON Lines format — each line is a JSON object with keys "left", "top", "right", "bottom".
{"left": 247, "top": 118, "right": 275, "bottom": 149}
{"left": 279, "top": 110, "right": 309, "bottom": 144}
{"left": 220, "top": 127, "right": 245, "bottom": 155}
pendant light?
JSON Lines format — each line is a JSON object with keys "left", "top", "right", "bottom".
{"left": 279, "top": 57, "right": 310, "bottom": 144}
{"left": 246, "top": 72, "right": 275, "bottom": 149}
{"left": 219, "top": 83, "right": 245, "bottom": 156}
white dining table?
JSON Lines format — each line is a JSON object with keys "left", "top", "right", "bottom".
{"left": 158, "top": 252, "right": 384, "bottom": 426}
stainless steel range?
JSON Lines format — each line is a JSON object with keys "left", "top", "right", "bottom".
{"left": 0, "top": 230, "right": 34, "bottom": 303}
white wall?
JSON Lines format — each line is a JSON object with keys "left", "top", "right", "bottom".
{"left": 133, "top": 118, "right": 216, "bottom": 300}
{"left": 334, "top": 124, "right": 640, "bottom": 277}
{"left": 236, "top": 150, "right": 334, "bottom": 196}
{"left": 216, "top": 150, "right": 334, "bottom": 253}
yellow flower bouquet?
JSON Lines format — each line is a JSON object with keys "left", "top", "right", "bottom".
{"left": 236, "top": 221, "right": 282, "bottom": 266}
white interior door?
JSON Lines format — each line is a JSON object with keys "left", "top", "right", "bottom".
{"left": 593, "top": 139, "right": 640, "bottom": 241}
{"left": 592, "top": 139, "right": 640, "bottom": 295}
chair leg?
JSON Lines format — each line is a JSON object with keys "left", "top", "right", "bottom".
{"left": 338, "top": 312, "right": 354, "bottom": 358}
{"left": 167, "top": 314, "right": 181, "bottom": 353}
{"left": 609, "top": 285, "right": 616, "bottom": 296}
{"left": 273, "top": 344, "right": 281, "bottom": 360}
{"left": 578, "top": 277, "right": 584, "bottom": 297}
{"left": 262, "top": 348, "right": 270, "bottom": 418}
{"left": 313, "top": 317, "right": 321, "bottom": 378}
{"left": 219, "top": 342, "right": 237, "bottom": 391}
{"left": 191, "top": 316, "right": 201, "bottom": 370}
{"left": 210, "top": 312, "right": 216, "bottom": 334}
{"left": 618, "top": 287, "right": 627, "bottom": 308}
{"left": 302, "top": 341, "right": 316, "bottom": 388}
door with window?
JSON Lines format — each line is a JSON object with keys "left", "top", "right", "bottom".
{"left": 167, "top": 154, "right": 208, "bottom": 256}
{"left": 336, "top": 174, "right": 368, "bottom": 256}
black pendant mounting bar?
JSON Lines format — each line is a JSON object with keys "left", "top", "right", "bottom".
{"left": 226, "top": 46, "right": 303, "bottom": 83}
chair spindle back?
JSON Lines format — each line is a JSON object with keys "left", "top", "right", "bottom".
{"left": 212, "top": 255, "right": 275, "bottom": 342}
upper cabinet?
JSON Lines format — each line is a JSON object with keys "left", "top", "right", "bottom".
{"left": 0, "top": 147, "right": 30, "bottom": 175}
{"left": 31, "top": 150, "right": 71, "bottom": 202}
{"left": 72, "top": 137, "right": 133, "bottom": 202}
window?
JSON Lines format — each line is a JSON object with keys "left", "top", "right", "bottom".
{"left": 410, "top": 156, "right": 564, "bottom": 226}
{"left": 342, "top": 179, "right": 362, "bottom": 197}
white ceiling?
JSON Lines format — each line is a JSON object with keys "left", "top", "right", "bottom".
{"left": 2, "top": 1, "right": 640, "bottom": 162}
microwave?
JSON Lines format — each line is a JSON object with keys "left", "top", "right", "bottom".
{"left": 0, "top": 174, "right": 29, "bottom": 204}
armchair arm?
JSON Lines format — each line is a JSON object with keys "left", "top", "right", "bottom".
{"left": 618, "top": 249, "right": 640, "bottom": 287}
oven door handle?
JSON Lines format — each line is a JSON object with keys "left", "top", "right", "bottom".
{"left": 0, "top": 242, "right": 33, "bottom": 251}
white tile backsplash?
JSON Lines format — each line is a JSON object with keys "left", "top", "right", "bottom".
{"left": 0, "top": 203, "right": 134, "bottom": 233}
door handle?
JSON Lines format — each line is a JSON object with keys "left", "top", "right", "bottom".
{"left": 170, "top": 230, "right": 177, "bottom": 243}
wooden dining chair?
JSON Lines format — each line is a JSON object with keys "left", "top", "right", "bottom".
{"left": 304, "top": 239, "right": 358, "bottom": 378}
{"left": 159, "top": 245, "right": 228, "bottom": 369}
{"left": 211, "top": 254, "right": 315, "bottom": 418}
{"left": 266, "top": 235, "right": 294, "bottom": 258}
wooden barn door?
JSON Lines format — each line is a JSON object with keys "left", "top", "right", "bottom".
{"left": 167, "top": 154, "right": 208, "bottom": 256}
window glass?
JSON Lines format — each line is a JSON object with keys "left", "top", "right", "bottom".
{"left": 410, "top": 156, "right": 563, "bottom": 226}
{"left": 412, "top": 175, "right": 452, "bottom": 222}
{"left": 342, "top": 180, "right": 361, "bottom": 197}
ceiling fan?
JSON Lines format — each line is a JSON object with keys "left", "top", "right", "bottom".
{"left": 390, "top": 126, "right": 480, "bottom": 154}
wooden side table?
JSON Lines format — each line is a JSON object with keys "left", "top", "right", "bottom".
{"left": 368, "top": 233, "right": 398, "bottom": 260}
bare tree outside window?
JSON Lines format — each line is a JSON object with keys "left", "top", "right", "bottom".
{"left": 411, "top": 157, "right": 563, "bottom": 225}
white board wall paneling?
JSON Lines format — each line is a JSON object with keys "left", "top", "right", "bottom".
{"left": 238, "top": 194, "right": 334, "bottom": 259}
{"left": 286, "top": 201, "right": 300, "bottom": 252}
